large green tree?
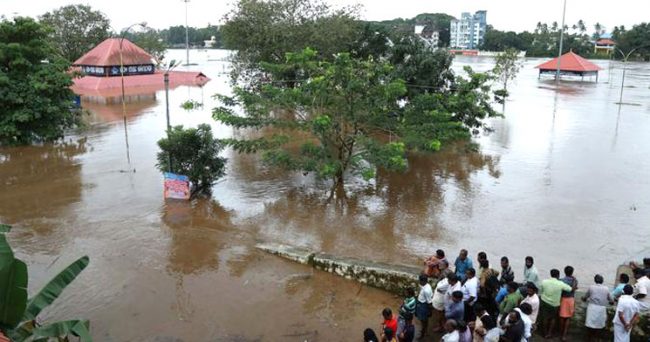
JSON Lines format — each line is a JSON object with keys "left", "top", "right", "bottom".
{"left": 214, "top": 48, "right": 500, "bottom": 197}
{"left": 39, "top": 4, "right": 110, "bottom": 62}
{"left": 615, "top": 23, "right": 650, "bottom": 61}
{"left": 0, "top": 17, "right": 81, "bottom": 145}
{"left": 221, "top": 0, "right": 360, "bottom": 84}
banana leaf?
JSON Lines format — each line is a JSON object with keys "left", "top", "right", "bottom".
{"left": 0, "top": 226, "right": 28, "bottom": 329}
{"left": 0, "top": 224, "right": 10, "bottom": 233}
{"left": 22, "top": 256, "right": 89, "bottom": 322}
{"left": 32, "top": 319, "right": 92, "bottom": 342}
{"left": 0, "top": 259, "right": 28, "bottom": 329}
{"left": 0, "top": 228, "right": 14, "bottom": 272}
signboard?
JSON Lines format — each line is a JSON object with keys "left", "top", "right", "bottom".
{"left": 82, "top": 66, "right": 106, "bottom": 76}
{"left": 164, "top": 172, "right": 190, "bottom": 200}
{"left": 108, "top": 64, "right": 155, "bottom": 76}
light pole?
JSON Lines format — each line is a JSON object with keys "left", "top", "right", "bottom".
{"left": 555, "top": 0, "right": 567, "bottom": 81}
{"left": 614, "top": 46, "right": 649, "bottom": 105}
{"left": 117, "top": 22, "right": 147, "bottom": 168}
{"left": 183, "top": 0, "right": 190, "bottom": 66}
{"left": 163, "top": 60, "right": 181, "bottom": 172}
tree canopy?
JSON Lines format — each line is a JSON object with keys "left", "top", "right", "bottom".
{"left": 220, "top": 0, "right": 360, "bottom": 84}
{"left": 0, "top": 17, "right": 81, "bottom": 145}
{"left": 214, "top": 48, "right": 500, "bottom": 196}
{"left": 39, "top": 4, "right": 110, "bottom": 62}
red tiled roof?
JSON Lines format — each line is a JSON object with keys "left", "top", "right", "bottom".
{"left": 71, "top": 70, "right": 210, "bottom": 97}
{"left": 535, "top": 51, "right": 602, "bottom": 72}
{"left": 596, "top": 38, "right": 616, "bottom": 46}
{"left": 73, "top": 38, "right": 154, "bottom": 66}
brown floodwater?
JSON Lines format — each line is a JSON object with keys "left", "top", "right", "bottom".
{"left": 1, "top": 49, "right": 649, "bottom": 341}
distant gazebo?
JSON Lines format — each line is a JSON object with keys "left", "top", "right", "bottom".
{"left": 535, "top": 51, "right": 602, "bottom": 82}
{"left": 71, "top": 38, "right": 209, "bottom": 97}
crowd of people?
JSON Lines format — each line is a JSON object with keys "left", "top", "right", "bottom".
{"left": 363, "top": 251, "right": 650, "bottom": 342}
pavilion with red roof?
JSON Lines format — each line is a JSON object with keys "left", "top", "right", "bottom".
{"left": 71, "top": 38, "right": 209, "bottom": 97}
{"left": 535, "top": 51, "right": 602, "bottom": 82}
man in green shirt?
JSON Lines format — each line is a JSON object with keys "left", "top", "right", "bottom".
{"left": 539, "top": 269, "right": 572, "bottom": 339}
{"left": 499, "top": 282, "right": 523, "bottom": 324}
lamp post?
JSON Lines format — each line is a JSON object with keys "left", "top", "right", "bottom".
{"left": 183, "top": 0, "right": 190, "bottom": 66}
{"left": 163, "top": 60, "right": 181, "bottom": 173}
{"left": 614, "top": 46, "right": 649, "bottom": 105}
{"left": 555, "top": 0, "right": 567, "bottom": 81}
{"left": 117, "top": 22, "right": 147, "bottom": 168}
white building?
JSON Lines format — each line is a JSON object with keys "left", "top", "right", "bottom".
{"left": 450, "top": 11, "right": 487, "bottom": 49}
{"left": 414, "top": 25, "right": 440, "bottom": 50}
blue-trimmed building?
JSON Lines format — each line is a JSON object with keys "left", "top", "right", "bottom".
{"left": 450, "top": 11, "right": 487, "bottom": 49}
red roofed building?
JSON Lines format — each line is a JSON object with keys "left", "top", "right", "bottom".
{"left": 71, "top": 38, "right": 210, "bottom": 96}
{"left": 535, "top": 51, "right": 602, "bottom": 81}
{"left": 594, "top": 38, "right": 616, "bottom": 56}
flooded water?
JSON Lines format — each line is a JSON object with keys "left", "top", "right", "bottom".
{"left": 1, "top": 49, "right": 649, "bottom": 341}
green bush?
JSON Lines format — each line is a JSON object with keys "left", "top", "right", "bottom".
{"left": 156, "top": 124, "right": 227, "bottom": 197}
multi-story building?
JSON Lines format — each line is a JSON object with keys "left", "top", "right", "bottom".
{"left": 450, "top": 10, "right": 487, "bottom": 49}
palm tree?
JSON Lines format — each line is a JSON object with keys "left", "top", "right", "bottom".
{"left": 578, "top": 20, "right": 587, "bottom": 34}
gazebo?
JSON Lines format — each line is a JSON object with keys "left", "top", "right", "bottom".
{"left": 71, "top": 38, "right": 209, "bottom": 96}
{"left": 535, "top": 51, "right": 602, "bottom": 82}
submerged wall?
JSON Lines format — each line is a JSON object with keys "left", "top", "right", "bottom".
{"left": 257, "top": 242, "right": 649, "bottom": 341}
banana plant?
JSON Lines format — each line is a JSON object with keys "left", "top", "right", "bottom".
{"left": 0, "top": 224, "right": 91, "bottom": 341}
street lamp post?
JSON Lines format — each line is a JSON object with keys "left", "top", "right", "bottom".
{"left": 183, "top": 0, "right": 190, "bottom": 65}
{"left": 555, "top": 0, "right": 567, "bottom": 81}
{"left": 615, "top": 47, "right": 647, "bottom": 105}
{"left": 117, "top": 22, "right": 147, "bottom": 168}
{"left": 163, "top": 60, "right": 181, "bottom": 173}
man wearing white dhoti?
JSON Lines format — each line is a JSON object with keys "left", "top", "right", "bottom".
{"left": 613, "top": 285, "right": 641, "bottom": 342}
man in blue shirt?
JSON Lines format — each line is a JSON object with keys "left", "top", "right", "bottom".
{"left": 454, "top": 249, "right": 473, "bottom": 281}
{"left": 445, "top": 291, "right": 465, "bottom": 321}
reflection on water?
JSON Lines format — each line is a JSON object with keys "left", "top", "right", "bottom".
{"left": 0, "top": 139, "right": 86, "bottom": 252}
{"left": 1, "top": 50, "right": 649, "bottom": 340}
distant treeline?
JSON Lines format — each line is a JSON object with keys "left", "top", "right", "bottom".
{"left": 482, "top": 21, "right": 650, "bottom": 60}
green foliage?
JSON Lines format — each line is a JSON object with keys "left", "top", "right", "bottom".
{"left": 0, "top": 17, "right": 81, "bottom": 145}
{"left": 23, "top": 256, "right": 89, "bottom": 321}
{"left": 370, "top": 13, "right": 456, "bottom": 47}
{"left": 492, "top": 48, "right": 522, "bottom": 93}
{"left": 0, "top": 224, "right": 91, "bottom": 341}
{"left": 389, "top": 36, "right": 455, "bottom": 98}
{"left": 32, "top": 320, "right": 91, "bottom": 341}
{"left": 121, "top": 29, "right": 167, "bottom": 62}
{"left": 481, "top": 20, "right": 599, "bottom": 57}
{"left": 214, "top": 49, "right": 499, "bottom": 193}
{"left": 161, "top": 25, "right": 222, "bottom": 48}
{"left": 614, "top": 23, "right": 650, "bottom": 61}
{"left": 180, "top": 100, "right": 204, "bottom": 111}
{"left": 39, "top": 4, "right": 111, "bottom": 62}
{"left": 156, "top": 124, "right": 227, "bottom": 197}
{"left": 221, "top": 0, "right": 360, "bottom": 84}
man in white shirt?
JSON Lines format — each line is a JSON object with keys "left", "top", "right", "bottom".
{"left": 444, "top": 273, "right": 462, "bottom": 308}
{"left": 441, "top": 319, "right": 460, "bottom": 342}
{"left": 633, "top": 269, "right": 650, "bottom": 311}
{"left": 416, "top": 274, "right": 433, "bottom": 338}
{"left": 515, "top": 304, "right": 533, "bottom": 341}
{"left": 521, "top": 282, "right": 540, "bottom": 325}
{"left": 462, "top": 268, "right": 478, "bottom": 322}
{"left": 614, "top": 285, "right": 641, "bottom": 342}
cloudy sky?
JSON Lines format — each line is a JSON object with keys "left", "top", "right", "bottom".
{"left": 2, "top": 0, "right": 648, "bottom": 33}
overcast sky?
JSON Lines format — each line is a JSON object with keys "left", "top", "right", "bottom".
{"left": 2, "top": 0, "right": 649, "bottom": 33}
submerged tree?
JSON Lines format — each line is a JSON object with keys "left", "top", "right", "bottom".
{"left": 156, "top": 124, "right": 227, "bottom": 197}
{"left": 39, "top": 4, "right": 111, "bottom": 62}
{"left": 492, "top": 48, "right": 523, "bottom": 98}
{"left": 0, "top": 17, "right": 82, "bottom": 145}
{"left": 214, "top": 48, "right": 500, "bottom": 197}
